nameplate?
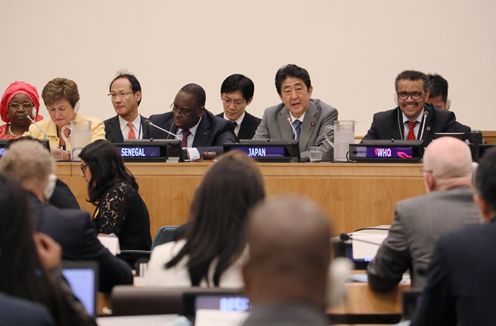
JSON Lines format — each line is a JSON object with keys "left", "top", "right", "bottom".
{"left": 349, "top": 141, "right": 423, "bottom": 162}
{"left": 224, "top": 141, "right": 300, "bottom": 162}
{"left": 115, "top": 140, "right": 183, "bottom": 162}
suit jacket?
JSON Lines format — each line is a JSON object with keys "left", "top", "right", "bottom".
{"left": 242, "top": 302, "right": 328, "bottom": 326}
{"left": 363, "top": 105, "right": 471, "bottom": 144}
{"left": 411, "top": 220, "right": 496, "bottom": 325}
{"left": 253, "top": 99, "right": 338, "bottom": 161}
{"left": 367, "top": 186, "right": 480, "bottom": 292}
{"left": 0, "top": 293, "right": 55, "bottom": 326}
{"left": 28, "top": 194, "right": 133, "bottom": 293}
{"left": 215, "top": 111, "right": 261, "bottom": 140}
{"left": 104, "top": 114, "right": 151, "bottom": 143}
{"left": 149, "top": 109, "right": 235, "bottom": 154}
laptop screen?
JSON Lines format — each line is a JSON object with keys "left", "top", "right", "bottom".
{"left": 62, "top": 261, "right": 98, "bottom": 316}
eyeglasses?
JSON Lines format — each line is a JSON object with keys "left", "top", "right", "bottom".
{"left": 170, "top": 103, "right": 195, "bottom": 116}
{"left": 9, "top": 102, "right": 34, "bottom": 111}
{"left": 80, "top": 163, "right": 88, "bottom": 174}
{"left": 397, "top": 91, "right": 423, "bottom": 100}
{"left": 222, "top": 97, "right": 246, "bottom": 107}
{"left": 108, "top": 91, "right": 134, "bottom": 99}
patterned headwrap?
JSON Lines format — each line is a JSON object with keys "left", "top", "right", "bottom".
{"left": 0, "top": 81, "right": 40, "bottom": 123}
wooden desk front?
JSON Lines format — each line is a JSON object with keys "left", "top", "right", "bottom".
{"left": 57, "top": 162, "right": 425, "bottom": 236}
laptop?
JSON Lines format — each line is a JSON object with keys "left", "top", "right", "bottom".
{"left": 62, "top": 261, "right": 99, "bottom": 317}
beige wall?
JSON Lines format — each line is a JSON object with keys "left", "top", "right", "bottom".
{"left": 1, "top": 0, "right": 494, "bottom": 135}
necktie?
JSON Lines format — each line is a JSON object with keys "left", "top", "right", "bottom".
{"left": 127, "top": 122, "right": 136, "bottom": 140}
{"left": 181, "top": 129, "right": 190, "bottom": 147}
{"left": 406, "top": 121, "right": 417, "bottom": 140}
{"left": 292, "top": 120, "right": 302, "bottom": 140}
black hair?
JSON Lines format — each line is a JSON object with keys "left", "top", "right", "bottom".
{"left": 427, "top": 74, "right": 449, "bottom": 103}
{"left": 395, "top": 70, "right": 429, "bottom": 92}
{"left": 180, "top": 83, "right": 206, "bottom": 107}
{"left": 475, "top": 148, "right": 496, "bottom": 213}
{"left": 109, "top": 73, "right": 142, "bottom": 105}
{"left": 165, "top": 151, "right": 266, "bottom": 286}
{"left": 275, "top": 64, "right": 312, "bottom": 95}
{"left": 79, "top": 140, "right": 138, "bottom": 204}
{"left": 220, "top": 74, "right": 255, "bottom": 102}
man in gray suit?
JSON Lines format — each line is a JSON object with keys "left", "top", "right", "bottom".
{"left": 367, "top": 137, "right": 480, "bottom": 292}
{"left": 242, "top": 196, "right": 331, "bottom": 326}
{"left": 253, "top": 64, "right": 338, "bottom": 161}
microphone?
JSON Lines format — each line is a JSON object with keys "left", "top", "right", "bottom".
{"left": 338, "top": 232, "right": 384, "bottom": 246}
{"left": 286, "top": 116, "right": 298, "bottom": 140}
{"left": 143, "top": 119, "right": 180, "bottom": 139}
{"left": 418, "top": 110, "right": 429, "bottom": 141}
{"left": 26, "top": 114, "right": 48, "bottom": 140}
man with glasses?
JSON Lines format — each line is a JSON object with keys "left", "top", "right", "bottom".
{"left": 216, "top": 74, "right": 261, "bottom": 141}
{"left": 104, "top": 73, "right": 151, "bottom": 142}
{"left": 253, "top": 64, "right": 338, "bottom": 161}
{"left": 149, "top": 83, "right": 235, "bottom": 160}
{"left": 363, "top": 70, "right": 470, "bottom": 143}
{"left": 367, "top": 137, "right": 479, "bottom": 292}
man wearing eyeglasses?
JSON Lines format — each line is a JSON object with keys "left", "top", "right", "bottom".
{"left": 104, "top": 73, "right": 150, "bottom": 142}
{"left": 253, "top": 64, "right": 338, "bottom": 161}
{"left": 363, "top": 70, "right": 470, "bottom": 143}
{"left": 216, "top": 74, "right": 261, "bottom": 141}
{"left": 149, "top": 83, "right": 235, "bottom": 160}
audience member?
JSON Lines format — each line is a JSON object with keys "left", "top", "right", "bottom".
{"left": 0, "top": 81, "right": 42, "bottom": 139}
{"left": 242, "top": 196, "right": 331, "bottom": 326}
{"left": 0, "top": 174, "right": 94, "bottom": 326}
{"left": 149, "top": 83, "right": 235, "bottom": 160}
{"left": 216, "top": 74, "right": 260, "bottom": 140}
{"left": 363, "top": 70, "right": 470, "bottom": 143}
{"left": 411, "top": 147, "right": 496, "bottom": 325}
{"left": 79, "top": 139, "right": 152, "bottom": 266}
{"left": 427, "top": 73, "right": 449, "bottom": 110}
{"left": 145, "top": 151, "right": 265, "bottom": 287}
{"left": 0, "top": 292, "right": 55, "bottom": 326}
{"left": 0, "top": 139, "right": 133, "bottom": 292}
{"left": 253, "top": 64, "right": 338, "bottom": 161}
{"left": 367, "top": 137, "right": 479, "bottom": 291}
{"left": 26, "top": 78, "right": 105, "bottom": 159}
{"left": 104, "top": 73, "right": 150, "bottom": 142}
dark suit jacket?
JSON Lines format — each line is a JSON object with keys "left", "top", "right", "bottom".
{"left": 411, "top": 221, "right": 496, "bottom": 325}
{"left": 49, "top": 179, "right": 80, "bottom": 209}
{"left": 0, "top": 293, "right": 55, "bottom": 326}
{"left": 28, "top": 194, "right": 133, "bottom": 293}
{"left": 104, "top": 115, "right": 151, "bottom": 143}
{"left": 363, "top": 105, "right": 471, "bottom": 145}
{"left": 149, "top": 109, "right": 235, "bottom": 154}
{"left": 215, "top": 112, "right": 261, "bottom": 140}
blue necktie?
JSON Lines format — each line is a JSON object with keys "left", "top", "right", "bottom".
{"left": 292, "top": 120, "right": 302, "bottom": 140}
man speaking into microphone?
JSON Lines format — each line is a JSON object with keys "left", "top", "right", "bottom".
{"left": 362, "top": 70, "right": 470, "bottom": 144}
{"left": 253, "top": 64, "right": 338, "bottom": 161}
{"left": 149, "top": 83, "right": 235, "bottom": 161}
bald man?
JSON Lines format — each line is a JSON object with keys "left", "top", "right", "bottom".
{"left": 367, "top": 137, "right": 480, "bottom": 292}
{"left": 242, "top": 196, "right": 331, "bottom": 326}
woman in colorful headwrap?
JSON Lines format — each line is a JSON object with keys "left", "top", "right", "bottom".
{"left": 0, "top": 81, "right": 41, "bottom": 139}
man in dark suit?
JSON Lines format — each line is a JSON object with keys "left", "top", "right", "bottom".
{"left": 0, "top": 140, "right": 133, "bottom": 293}
{"left": 0, "top": 293, "right": 55, "bottom": 326}
{"left": 104, "top": 73, "right": 150, "bottom": 142}
{"left": 149, "top": 83, "right": 235, "bottom": 160}
{"left": 242, "top": 196, "right": 331, "bottom": 326}
{"left": 367, "top": 137, "right": 479, "bottom": 292}
{"left": 411, "top": 148, "right": 496, "bottom": 325}
{"left": 363, "top": 70, "right": 470, "bottom": 145}
{"left": 216, "top": 74, "right": 261, "bottom": 141}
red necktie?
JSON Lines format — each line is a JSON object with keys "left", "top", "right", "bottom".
{"left": 181, "top": 129, "right": 190, "bottom": 147}
{"left": 127, "top": 122, "right": 136, "bottom": 140}
{"left": 406, "top": 121, "right": 417, "bottom": 140}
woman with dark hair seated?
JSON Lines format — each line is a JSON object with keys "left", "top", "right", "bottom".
{"left": 79, "top": 140, "right": 151, "bottom": 265}
{"left": 145, "top": 151, "right": 266, "bottom": 287}
{"left": 0, "top": 174, "right": 94, "bottom": 326}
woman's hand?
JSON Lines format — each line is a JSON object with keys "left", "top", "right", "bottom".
{"left": 51, "top": 147, "right": 70, "bottom": 161}
{"left": 34, "top": 232, "right": 62, "bottom": 271}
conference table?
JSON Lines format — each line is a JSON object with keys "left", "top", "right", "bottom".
{"left": 57, "top": 161, "right": 426, "bottom": 236}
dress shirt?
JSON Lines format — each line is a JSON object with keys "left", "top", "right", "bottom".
{"left": 118, "top": 115, "right": 142, "bottom": 140}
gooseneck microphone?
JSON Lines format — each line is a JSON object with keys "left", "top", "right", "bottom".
{"left": 286, "top": 116, "right": 298, "bottom": 140}
{"left": 143, "top": 119, "right": 180, "bottom": 139}
{"left": 339, "top": 233, "right": 384, "bottom": 246}
{"left": 26, "top": 114, "right": 48, "bottom": 140}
